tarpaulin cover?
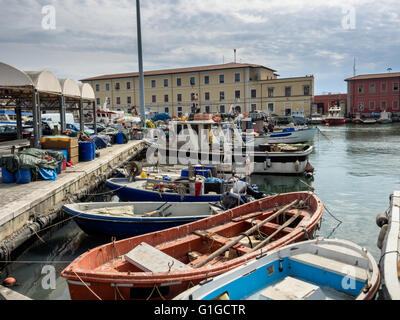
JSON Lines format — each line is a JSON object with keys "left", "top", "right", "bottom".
{"left": 38, "top": 167, "right": 58, "bottom": 181}
{"left": 152, "top": 113, "right": 171, "bottom": 122}
{"left": 0, "top": 148, "right": 64, "bottom": 173}
{"left": 91, "top": 134, "right": 110, "bottom": 149}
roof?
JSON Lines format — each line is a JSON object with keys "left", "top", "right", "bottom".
{"left": 59, "top": 78, "right": 81, "bottom": 98}
{"left": 0, "top": 62, "right": 34, "bottom": 88}
{"left": 78, "top": 83, "right": 95, "bottom": 100}
{"left": 81, "top": 62, "right": 277, "bottom": 81}
{"left": 345, "top": 72, "right": 400, "bottom": 81}
{"left": 24, "top": 71, "right": 62, "bottom": 94}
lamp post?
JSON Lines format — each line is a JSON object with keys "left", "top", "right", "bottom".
{"left": 136, "top": 0, "right": 146, "bottom": 124}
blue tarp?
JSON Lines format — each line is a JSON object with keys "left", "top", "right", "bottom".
{"left": 38, "top": 167, "right": 58, "bottom": 181}
{"left": 152, "top": 113, "right": 171, "bottom": 122}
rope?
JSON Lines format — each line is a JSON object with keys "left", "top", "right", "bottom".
{"left": 115, "top": 286, "right": 126, "bottom": 300}
{"left": 146, "top": 284, "right": 166, "bottom": 300}
{"left": 72, "top": 270, "right": 102, "bottom": 300}
{"left": 378, "top": 250, "right": 400, "bottom": 268}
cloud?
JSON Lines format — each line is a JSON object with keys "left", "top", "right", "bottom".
{"left": 0, "top": 0, "right": 399, "bottom": 94}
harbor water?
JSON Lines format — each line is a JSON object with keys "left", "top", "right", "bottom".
{"left": 1, "top": 123, "right": 399, "bottom": 300}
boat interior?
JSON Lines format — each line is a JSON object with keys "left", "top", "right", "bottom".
{"left": 199, "top": 243, "right": 371, "bottom": 300}
{"left": 90, "top": 199, "right": 313, "bottom": 274}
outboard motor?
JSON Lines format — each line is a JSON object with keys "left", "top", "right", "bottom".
{"left": 246, "top": 185, "right": 266, "bottom": 200}
{"left": 221, "top": 192, "right": 246, "bottom": 210}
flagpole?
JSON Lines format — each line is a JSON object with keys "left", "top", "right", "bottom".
{"left": 136, "top": 0, "right": 146, "bottom": 124}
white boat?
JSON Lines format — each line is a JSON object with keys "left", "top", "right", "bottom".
{"left": 377, "top": 110, "right": 392, "bottom": 124}
{"left": 174, "top": 238, "right": 380, "bottom": 300}
{"left": 378, "top": 191, "right": 400, "bottom": 299}
{"left": 325, "top": 106, "right": 346, "bottom": 125}
{"left": 309, "top": 113, "right": 324, "bottom": 124}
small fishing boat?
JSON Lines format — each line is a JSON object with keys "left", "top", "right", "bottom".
{"left": 377, "top": 110, "right": 392, "bottom": 124}
{"left": 62, "top": 201, "right": 225, "bottom": 239}
{"left": 362, "top": 119, "right": 377, "bottom": 124}
{"left": 174, "top": 238, "right": 380, "bottom": 300}
{"left": 309, "top": 113, "right": 324, "bottom": 125}
{"left": 61, "top": 191, "right": 324, "bottom": 300}
{"left": 352, "top": 113, "right": 363, "bottom": 124}
{"left": 325, "top": 106, "right": 346, "bottom": 126}
{"left": 377, "top": 191, "right": 400, "bottom": 299}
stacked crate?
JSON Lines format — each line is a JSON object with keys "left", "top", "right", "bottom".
{"left": 41, "top": 136, "right": 79, "bottom": 164}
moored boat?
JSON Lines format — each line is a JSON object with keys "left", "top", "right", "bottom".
{"left": 362, "top": 118, "right": 377, "bottom": 125}
{"left": 377, "top": 191, "right": 400, "bottom": 299}
{"left": 174, "top": 238, "right": 380, "bottom": 300}
{"left": 61, "top": 191, "right": 324, "bottom": 300}
{"left": 62, "top": 201, "right": 225, "bottom": 239}
{"left": 325, "top": 106, "right": 346, "bottom": 126}
{"left": 377, "top": 110, "right": 392, "bottom": 124}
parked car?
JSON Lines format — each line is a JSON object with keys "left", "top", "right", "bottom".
{"left": 23, "top": 120, "right": 55, "bottom": 136}
{"left": 0, "top": 124, "right": 32, "bottom": 142}
{"left": 85, "top": 123, "right": 106, "bottom": 133}
{"left": 66, "top": 123, "right": 95, "bottom": 136}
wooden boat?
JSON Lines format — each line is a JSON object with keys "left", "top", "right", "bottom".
{"left": 362, "top": 118, "right": 377, "bottom": 125}
{"left": 62, "top": 202, "right": 225, "bottom": 239}
{"left": 174, "top": 238, "right": 380, "bottom": 300}
{"left": 61, "top": 191, "right": 324, "bottom": 300}
{"left": 378, "top": 191, "right": 400, "bottom": 299}
{"left": 352, "top": 113, "right": 363, "bottom": 124}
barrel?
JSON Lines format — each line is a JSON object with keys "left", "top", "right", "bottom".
{"left": 79, "top": 141, "right": 95, "bottom": 162}
{"left": 1, "top": 167, "right": 16, "bottom": 184}
{"left": 15, "top": 169, "right": 31, "bottom": 184}
{"left": 116, "top": 132, "right": 124, "bottom": 144}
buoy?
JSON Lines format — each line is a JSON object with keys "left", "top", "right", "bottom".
{"left": 376, "top": 212, "right": 389, "bottom": 228}
{"left": 3, "top": 277, "right": 17, "bottom": 287}
{"left": 325, "top": 123, "right": 330, "bottom": 127}
{"left": 140, "top": 172, "right": 147, "bottom": 179}
{"left": 377, "top": 224, "right": 388, "bottom": 250}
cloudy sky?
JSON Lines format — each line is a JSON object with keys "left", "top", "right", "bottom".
{"left": 0, "top": 0, "right": 399, "bottom": 94}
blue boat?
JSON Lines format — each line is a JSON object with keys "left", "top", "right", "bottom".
{"left": 174, "top": 238, "right": 380, "bottom": 300}
{"left": 106, "top": 177, "right": 231, "bottom": 202}
{"left": 62, "top": 201, "right": 225, "bottom": 238}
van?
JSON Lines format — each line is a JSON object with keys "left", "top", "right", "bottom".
{"left": 41, "top": 113, "right": 75, "bottom": 124}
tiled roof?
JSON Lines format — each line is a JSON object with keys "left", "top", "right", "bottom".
{"left": 81, "top": 62, "right": 276, "bottom": 81}
{"left": 345, "top": 72, "right": 400, "bottom": 81}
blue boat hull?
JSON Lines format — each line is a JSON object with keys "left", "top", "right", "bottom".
{"left": 63, "top": 206, "right": 207, "bottom": 238}
{"left": 106, "top": 180, "right": 222, "bottom": 202}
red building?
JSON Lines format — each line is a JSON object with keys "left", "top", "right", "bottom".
{"left": 313, "top": 94, "right": 347, "bottom": 115}
{"left": 345, "top": 72, "right": 400, "bottom": 117}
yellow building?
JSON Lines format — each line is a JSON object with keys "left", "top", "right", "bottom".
{"left": 81, "top": 62, "right": 314, "bottom": 117}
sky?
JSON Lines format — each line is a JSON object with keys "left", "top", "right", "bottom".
{"left": 0, "top": 0, "right": 399, "bottom": 95}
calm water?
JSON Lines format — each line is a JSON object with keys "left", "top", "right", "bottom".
{"left": 2, "top": 123, "right": 400, "bottom": 299}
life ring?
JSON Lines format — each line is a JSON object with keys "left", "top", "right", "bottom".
{"left": 212, "top": 114, "right": 222, "bottom": 122}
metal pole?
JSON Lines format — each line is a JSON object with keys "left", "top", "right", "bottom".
{"left": 136, "top": 0, "right": 146, "bottom": 124}
{"left": 32, "top": 90, "right": 40, "bottom": 148}
{"left": 60, "top": 95, "right": 66, "bottom": 131}
{"left": 79, "top": 99, "right": 84, "bottom": 133}
{"left": 15, "top": 104, "right": 22, "bottom": 140}
{"left": 93, "top": 101, "right": 97, "bottom": 134}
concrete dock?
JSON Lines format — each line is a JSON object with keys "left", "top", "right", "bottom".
{"left": 0, "top": 140, "right": 146, "bottom": 242}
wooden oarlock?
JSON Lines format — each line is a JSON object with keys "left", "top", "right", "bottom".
{"left": 193, "top": 199, "right": 299, "bottom": 268}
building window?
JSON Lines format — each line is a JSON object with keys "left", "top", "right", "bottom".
{"left": 358, "top": 84, "right": 364, "bottom": 94}
{"left": 205, "top": 92, "right": 210, "bottom": 101}
{"left": 381, "top": 82, "right": 387, "bottom": 92}
{"left": 235, "top": 90, "right": 241, "bottom": 99}
{"left": 164, "top": 79, "right": 169, "bottom": 87}
{"left": 176, "top": 78, "right": 182, "bottom": 87}
{"left": 267, "top": 103, "right": 274, "bottom": 114}
{"left": 151, "top": 80, "right": 156, "bottom": 88}
{"left": 219, "top": 105, "right": 225, "bottom": 113}
{"left": 127, "top": 96, "right": 132, "bottom": 104}
{"left": 177, "top": 93, "right": 182, "bottom": 102}
{"left": 116, "top": 97, "right": 121, "bottom": 105}
{"left": 95, "top": 84, "right": 100, "bottom": 92}
{"left": 190, "top": 77, "right": 196, "bottom": 86}
{"left": 205, "top": 105, "right": 211, "bottom": 113}
{"left": 251, "top": 89, "right": 257, "bottom": 98}
{"left": 268, "top": 87, "right": 274, "bottom": 98}
{"left": 251, "top": 104, "right": 257, "bottom": 112}
{"left": 358, "top": 102, "right": 364, "bottom": 111}
{"left": 165, "top": 107, "right": 169, "bottom": 113}
{"left": 381, "top": 100, "right": 387, "bottom": 110}
{"left": 369, "top": 101, "right": 376, "bottom": 111}
{"left": 219, "top": 91, "right": 225, "bottom": 101}
{"left": 303, "top": 85, "right": 310, "bottom": 96}
{"left": 115, "top": 82, "right": 120, "bottom": 90}
{"left": 152, "top": 95, "right": 157, "bottom": 103}
{"left": 393, "top": 82, "right": 399, "bottom": 92}
{"left": 219, "top": 74, "right": 225, "bottom": 84}
{"left": 105, "top": 83, "right": 110, "bottom": 91}
{"left": 235, "top": 73, "right": 241, "bottom": 82}
{"left": 177, "top": 106, "right": 183, "bottom": 117}
{"left": 164, "top": 94, "right": 169, "bottom": 103}
{"left": 369, "top": 83, "right": 376, "bottom": 93}
{"left": 96, "top": 98, "right": 100, "bottom": 105}
{"left": 393, "top": 100, "right": 399, "bottom": 110}
{"left": 204, "top": 75, "right": 210, "bottom": 85}
{"left": 285, "top": 86, "right": 292, "bottom": 97}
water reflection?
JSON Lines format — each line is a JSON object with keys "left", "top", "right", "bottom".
{"left": 250, "top": 174, "right": 314, "bottom": 194}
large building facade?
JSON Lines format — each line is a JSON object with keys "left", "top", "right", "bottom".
{"left": 345, "top": 72, "right": 400, "bottom": 117}
{"left": 81, "top": 62, "right": 314, "bottom": 117}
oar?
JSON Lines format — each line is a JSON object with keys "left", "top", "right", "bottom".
{"left": 193, "top": 199, "right": 299, "bottom": 268}
{"left": 250, "top": 210, "right": 302, "bottom": 252}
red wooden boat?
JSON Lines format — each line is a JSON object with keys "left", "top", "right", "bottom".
{"left": 61, "top": 191, "right": 324, "bottom": 300}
